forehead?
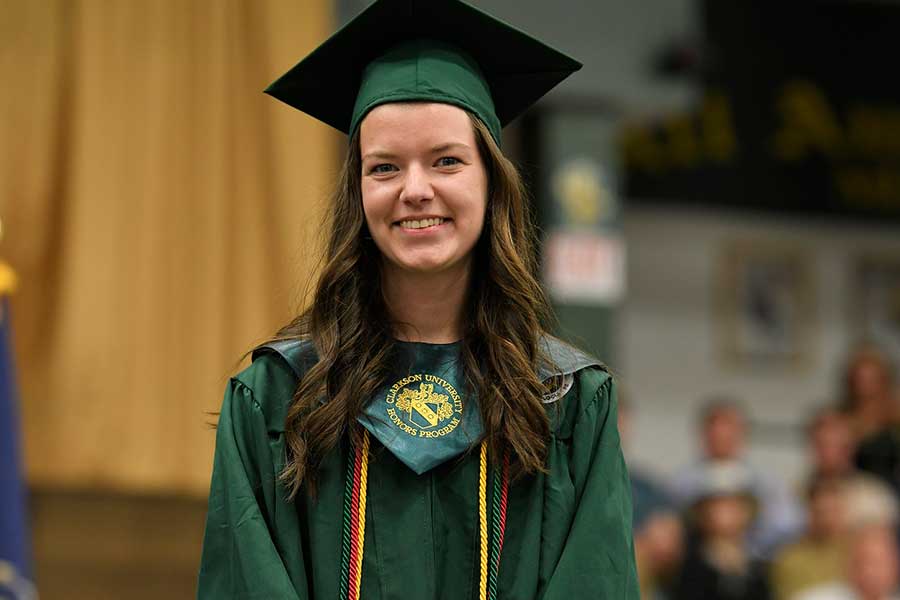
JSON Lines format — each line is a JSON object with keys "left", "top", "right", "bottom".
{"left": 705, "top": 406, "right": 743, "bottom": 425}
{"left": 359, "top": 102, "right": 476, "bottom": 150}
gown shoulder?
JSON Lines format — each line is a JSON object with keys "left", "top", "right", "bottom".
{"left": 538, "top": 333, "right": 614, "bottom": 440}
{"left": 230, "top": 341, "right": 311, "bottom": 435}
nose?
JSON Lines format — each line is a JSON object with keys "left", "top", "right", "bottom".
{"left": 399, "top": 163, "right": 434, "bottom": 204}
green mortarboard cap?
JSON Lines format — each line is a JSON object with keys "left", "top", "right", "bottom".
{"left": 264, "top": 0, "right": 582, "bottom": 145}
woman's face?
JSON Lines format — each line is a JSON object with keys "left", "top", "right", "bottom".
{"left": 359, "top": 102, "right": 488, "bottom": 277}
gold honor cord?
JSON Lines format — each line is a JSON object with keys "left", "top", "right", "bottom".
{"left": 478, "top": 441, "right": 489, "bottom": 600}
{"left": 351, "top": 431, "right": 371, "bottom": 600}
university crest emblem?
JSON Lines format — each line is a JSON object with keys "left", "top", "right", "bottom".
{"left": 385, "top": 374, "right": 463, "bottom": 438}
{"left": 356, "top": 341, "right": 483, "bottom": 474}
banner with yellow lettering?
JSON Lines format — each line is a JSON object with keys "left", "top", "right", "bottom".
{"left": 623, "top": 1, "right": 900, "bottom": 220}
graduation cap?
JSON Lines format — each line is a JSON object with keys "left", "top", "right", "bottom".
{"left": 264, "top": 0, "right": 582, "bottom": 145}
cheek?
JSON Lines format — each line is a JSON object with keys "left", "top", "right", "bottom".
{"left": 461, "top": 173, "right": 489, "bottom": 232}
{"left": 361, "top": 184, "right": 390, "bottom": 228}
{"left": 476, "top": 189, "right": 488, "bottom": 227}
{"left": 466, "top": 202, "right": 486, "bottom": 234}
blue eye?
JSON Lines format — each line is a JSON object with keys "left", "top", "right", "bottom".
{"left": 436, "top": 157, "right": 461, "bottom": 167}
{"left": 371, "top": 163, "right": 397, "bottom": 174}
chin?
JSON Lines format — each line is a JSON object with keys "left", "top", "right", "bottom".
{"left": 401, "top": 259, "right": 454, "bottom": 274}
{"left": 391, "top": 252, "right": 461, "bottom": 274}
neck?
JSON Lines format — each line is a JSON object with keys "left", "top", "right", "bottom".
{"left": 382, "top": 260, "right": 471, "bottom": 344}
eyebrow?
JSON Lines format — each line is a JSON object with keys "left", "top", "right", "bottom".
{"left": 361, "top": 150, "right": 399, "bottom": 162}
{"left": 361, "top": 142, "right": 472, "bottom": 163}
{"left": 430, "top": 142, "right": 471, "bottom": 154}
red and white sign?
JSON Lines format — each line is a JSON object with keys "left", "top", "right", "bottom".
{"left": 544, "top": 231, "right": 626, "bottom": 304}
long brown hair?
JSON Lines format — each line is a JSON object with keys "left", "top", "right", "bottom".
{"left": 277, "top": 112, "right": 555, "bottom": 499}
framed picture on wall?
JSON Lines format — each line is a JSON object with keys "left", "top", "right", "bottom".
{"left": 716, "top": 242, "right": 815, "bottom": 368}
{"left": 851, "top": 255, "right": 900, "bottom": 361}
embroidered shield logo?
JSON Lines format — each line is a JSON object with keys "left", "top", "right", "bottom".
{"left": 385, "top": 374, "right": 462, "bottom": 439}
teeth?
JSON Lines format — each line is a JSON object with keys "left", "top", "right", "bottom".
{"left": 400, "top": 217, "right": 445, "bottom": 229}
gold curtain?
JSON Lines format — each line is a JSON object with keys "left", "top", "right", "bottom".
{"left": 0, "top": 0, "right": 338, "bottom": 496}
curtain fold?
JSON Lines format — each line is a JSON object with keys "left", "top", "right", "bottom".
{"left": 0, "top": 0, "right": 337, "bottom": 496}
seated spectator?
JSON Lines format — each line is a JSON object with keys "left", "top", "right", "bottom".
{"left": 772, "top": 477, "right": 849, "bottom": 600}
{"left": 803, "top": 407, "right": 897, "bottom": 531}
{"left": 674, "top": 461, "right": 772, "bottom": 600}
{"left": 672, "top": 398, "right": 803, "bottom": 558}
{"left": 793, "top": 524, "right": 900, "bottom": 600}
{"left": 843, "top": 345, "right": 900, "bottom": 500}
{"left": 808, "top": 410, "right": 858, "bottom": 484}
{"left": 839, "top": 344, "right": 896, "bottom": 443}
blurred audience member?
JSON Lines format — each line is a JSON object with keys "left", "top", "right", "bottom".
{"left": 839, "top": 344, "right": 896, "bottom": 442}
{"left": 794, "top": 524, "right": 900, "bottom": 600}
{"left": 842, "top": 345, "right": 900, "bottom": 500}
{"left": 809, "top": 410, "right": 858, "bottom": 483}
{"left": 672, "top": 398, "right": 803, "bottom": 558}
{"left": 772, "top": 477, "right": 849, "bottom": 600}
{"left": 674, "top": 462, "right": 772, "bottom": 600}
{"left": 619, "top": 395, "right": 685, "bottom": 599}
{"left": 804, "top": 407, "right": 897, "bottom": 529}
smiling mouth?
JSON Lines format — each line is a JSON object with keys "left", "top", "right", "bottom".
{"left": 396, "top": 217, "right": 449, "bottom": 230}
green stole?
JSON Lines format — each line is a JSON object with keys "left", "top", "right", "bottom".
{"left": 252, "top": 335, "right": 599, "bottom": 474}
{"left": 357, "top": 341, "right": 480, "bottom": 474}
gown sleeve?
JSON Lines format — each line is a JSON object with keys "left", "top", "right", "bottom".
{"left": 197, "top": 377, "right": 302, "bottom": 600}
{"left": 540, "top": 371, "right": 640, "bottom": 599}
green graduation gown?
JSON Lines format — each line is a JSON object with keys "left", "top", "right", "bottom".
{"left": 197, "top": 340, "right": 639, "bottom": 599}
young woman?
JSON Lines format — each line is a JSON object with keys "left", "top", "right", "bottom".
{"left": 197, "top": 1, "right": 638, "bottom": 598}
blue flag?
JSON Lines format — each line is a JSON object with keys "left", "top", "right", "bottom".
{"left": 0, "top": 297, "right": 36, "bottom": 599}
